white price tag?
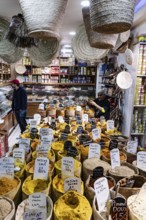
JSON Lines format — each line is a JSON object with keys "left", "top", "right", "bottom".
{"left": 58, "top": 116, "right": 64, "bottom": 123}
{"left": 64, "top": 177, "right": 81, "bottom": 193}
{"left": 41, "top": 136, "right": 52, "bottom": 149}
{"left": 107, "top": 120, "right": 114, "bottom": 131}
{"left": 13, "top": 148, "right": 25, "bottom": 163}
{"left": 23, "top": 210, "right": 46, "bottom": 220}
{"left": 29, "top": 193, "right": 46, "bottom": 211}
{"left": 19, "top": 138, "right": 30, "bottom": 153}
{"left": 137, "top": 151, "right": 146, "bottom": 171}
{"left": 88, "top": 143, "right": 101, "bottom": 159}
{"left": 94, "top": 177, "right": 110, "bottom": 212}
{"left": 29, "top": 119, "right": 38, "bottom": 128}
{"left": 40, "top": 128, "right": 50, "bottom": 136}
{"left": 62, "top": 157, "right": 74, "bottom": 179}
{"left": 92, "top": 128, "right": 101, "bottom": 140}
{"left": 38, "top": 103, "right": 44, "bottom": 110}
{"left": 0, "top": 157, "right": 14, "bottom": 178}
{"left": 36, "top": 145, "right": 49, "bottom": 157}
{"left": 34, "top": 114, "right": 41, "bottom": 125}
{"left": 34, "top": 157, "right": 49, "bottom": 180}
{"left": 76, "top": 106, "right": 82, "bottom": 112}
{"left": 127, "top": 141, "right": 137, "bottom": 155}
{"left": 82, "top": 114, "right": 88, "bottom": 123}
{"left": 110, "top": 148, "right": 120, "bottom": 169}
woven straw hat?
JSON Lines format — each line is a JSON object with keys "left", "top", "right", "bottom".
{"left": 19, "top": 0, "right": 68, "bottom": 40}
{"left": 82, "top": 7, "right": 118, "bottom": 49}
{"left": 72, "top": 25, "right": 108, "bottom": 62}
{"left": 90, "top": 0, "right": 135, "bottom": 34}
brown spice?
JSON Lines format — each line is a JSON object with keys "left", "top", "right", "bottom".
{"left": 0, "top": 177, "right": 18, "bottom": 195}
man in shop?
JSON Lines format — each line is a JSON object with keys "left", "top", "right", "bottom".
{"left": 89, "top": 90, "right": 110, "bottom": 120}
{"left": 10, "top": 79, "right": 27, "bottom": 133}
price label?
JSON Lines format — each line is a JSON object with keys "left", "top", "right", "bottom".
{"left": 82, "top": 114, "right": 88, "bottom": 123}
{"left": 29, "top": 119, "right": 38, "bottom": 128}
{"left": 109, "top": 140, "right": 118, "bottom": 151}
{"left": 29, "top": 193, "right": 46, "bottom": 211}
{"left": 0, "top": 157, "right": 14, "bottom": 178}
{"left": 13, "top": 148, "right": 25, "bottom": 163}
{"left": 40, "top": 128, "right": 54, "bottom": 140}
{"left": 111, "top": 197, "right": 128, "bottom": 220}
{"left": 88, "top": 143, "right": 101, "bottom": 159}
{"left": 34, "top": 157, "right": 49, "bottom": 180}
{"left": 94, "top": 177, "right": 110, "bottom": 212}
{"left": 23, "top": 210, "right": 46, "bottom": 220}
{"left": 92, "top": 128, "right": 101, "bottom": 141}
{"left": 137, "top": 151, "right": 146, "bottom": 171}
{"left": 127, "top": 141, "right": 137, "bottom": 155}
{"left": 77, "top": 126, "right": 84, "bottom": 135}
{"left": 107, "top": 120, "right": 114, "bottom": 131}
{"left": 76, "top": 106, "right": 82, "bottom": 111}
{"left": 36, "top": 145, "right": 49, "bottom": 157}
{"left": 58, "top": 116, "right": 64, "bottom": 123}
{"left": 83, "top": 140, "right": 92, "bottom": 146}
{"left": 110, "top": 148, "right": 120, "bottom": 169}
{"left": 19, "top": 138, "right": 30, "bottom": 153}
{"left": 60, "top": 133, "right": 68, "bottom": 141}
{"left": 64, "top": 177, "right": 81, "bottom": 193}
{"left": 62, "top": 157, "right": 74, "bottom": 179}
{"left": 41, "top": 136, "right": 52, "bottom": 149}
{"left": 34, "top": 114, "right": 41, "bottom": 125}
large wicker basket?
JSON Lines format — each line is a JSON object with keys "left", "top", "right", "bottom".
{"left": 19, "top": 0, "right": 68, "bottom": 39}
{"left": 82, "top": 7, "right": 118, "bottom": 49}
{"left": 72, "top": 25, "right": 108, "bottom": 62}
{"left": 90, "top": 0, "right": 135, "bottom": 34}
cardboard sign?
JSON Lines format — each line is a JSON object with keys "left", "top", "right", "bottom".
{"left": 58, "top": 116, "right": 64, "bottom": 123}
{"left": 13, "top": 148, "right": 25, "bottom": 163}
{"left": 60, "top": 133, "right": 68, "bottom": 141}
{"left": 127, "top": 141, "right": 137, "bottom": 155}
{"left": 109, "top": 140, "right": 118, "bottom": 151}
{"left": 137, "top": 151, "right": 146, "bottom": 171}
{"left": 93, "top": 167, "right": 104, "bottom": 179}
{"left": 62, "top": 157, "right": 74, "bottom": 179}
{"left": 0, "top": 157, "right": 14, "bottom": 178}
{"left": 29, "top": 193, "right": 46, "bottom": 211}
{"left": 23, "top": 210, "right": 46, "bottom": 220}
{"left": 34, "top": 157, "right": 49, "bottom": 180}
{"left": 82, "top": 114, "right": 88, "bottom": 123}
{"left": 111, "top": 197, "right": 128, "bottom": 220}
{"left": 19, "top": 138, "right": 30, "bottom": 153}
{"left": 66, "top": 147, "right": 78, "bottom": 158}
{"left": 92, "top": 128, "right": 101, "bottom": 141}
{"left": 88, "top": 143, "right": 101, "bottom": 159}
{"left": 107, "top": 120, "right": 114, "bottom": 131}
{"left": 64, "top": 177, "right": 81, "bottom": 193}
{"left": 29, "top": 119, "right": 38, "bottom": 128}
{"left": 110, "top": 148, "right": 120, "bottom": 169}
{"left": 94, "top": 177, "right": 110, "bottom": 212}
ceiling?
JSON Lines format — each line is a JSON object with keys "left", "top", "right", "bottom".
{"left": 0, "top": 0, "right": 84, "bottom": 46}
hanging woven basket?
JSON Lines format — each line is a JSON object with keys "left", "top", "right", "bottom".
{"left": 90, "top": 0, "right": 135, "bottom": 34}
{"left": 28, "top": 38, "right": 60, "bottom": 64}
{"left": 82, "top": 7, "right": 118, "bottom": 49}
{"left": 19, "top": 0, "right": 68, "bottom": 40}
{"left": 72, "top": 25, "right": 108, "bottom": 62}
{"left": 30, "top": 58, "right": 52, "bottom": 67}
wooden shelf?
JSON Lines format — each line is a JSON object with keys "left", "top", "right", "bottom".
{"left": 23, "top": 82, "right": 95, "bottom": 86}
{"left": 131, "top": 133, "right": 145, "bottom": 136}
{"left": 134, "top": 105, "right": 146, "bottom": 107}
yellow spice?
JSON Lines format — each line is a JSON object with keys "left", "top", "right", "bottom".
{"left": 0, "top": 177, "right": 18, "bottom": 195}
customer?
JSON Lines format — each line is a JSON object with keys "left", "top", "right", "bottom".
{"left": 89, "top": 90, "right": 110, "bottom": 120}
{"left": 10, "top": 79, "right": 27, "bottom": 133}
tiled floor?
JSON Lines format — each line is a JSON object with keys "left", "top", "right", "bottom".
{"left": 8, "top": 125, "right": 21, "bottom": 149}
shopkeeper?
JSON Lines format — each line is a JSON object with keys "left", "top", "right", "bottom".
{"left": 89, "top": 90, "right": 110, "bottom": 120}
{"left": 10, "top": 79, "right": 27, "bottom": 133}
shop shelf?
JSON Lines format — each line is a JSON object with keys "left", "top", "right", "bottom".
{"left": 131, "top": 133, "right": 145, "bottom": 135}
{"left": 134, "top": 105, "right": 146, "bottom": 107}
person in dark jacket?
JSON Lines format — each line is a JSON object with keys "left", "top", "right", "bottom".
{"left": 10, "top": 79, "right": 27, "bottom": 133}
{"left": 89, "top": 90, "right": 110, "bottom": 120}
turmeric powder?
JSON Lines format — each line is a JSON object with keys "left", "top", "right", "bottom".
{"left": 0, "top": 177, "right": 18, "bottom": 195}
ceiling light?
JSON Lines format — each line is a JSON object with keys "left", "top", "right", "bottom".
{"left": 69, "top": 31, "right": 76, "bottom": 36}
{"left": 81, "top": 0, "right": 90, "bottom": 7}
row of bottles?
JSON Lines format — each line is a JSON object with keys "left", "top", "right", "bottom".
{"left": 132, "top": 109, "right": 146, "bottom": 133}
{"left": 134, "top": 77, "right": 146, "bottom": 105}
